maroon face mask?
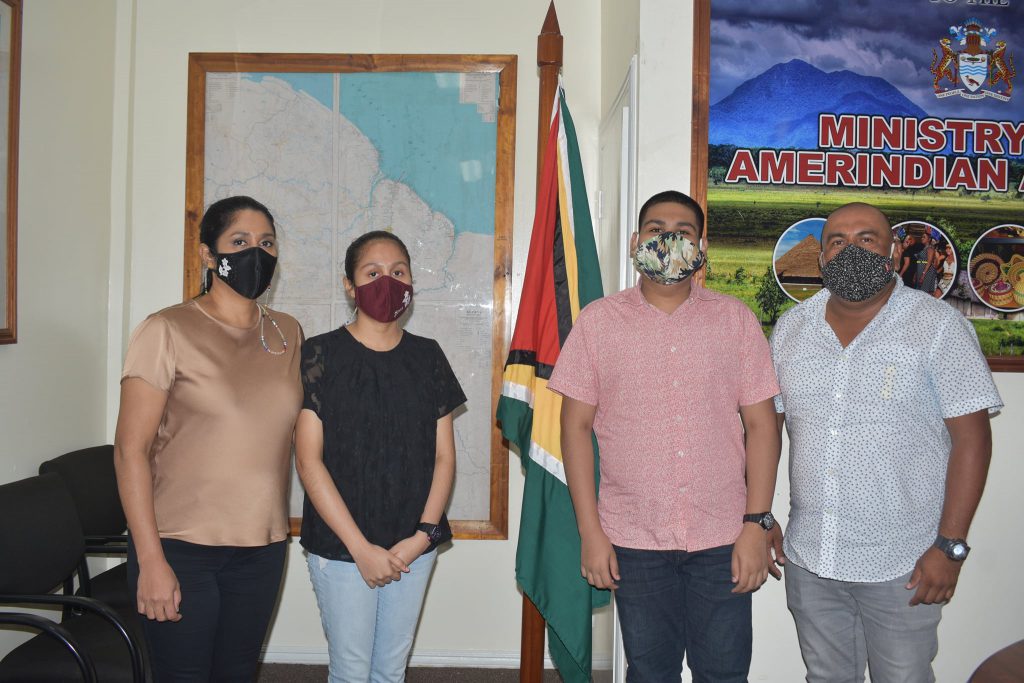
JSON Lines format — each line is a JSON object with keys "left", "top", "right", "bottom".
{"left": 354, "top": 275, "right": 413, "bottom": 322}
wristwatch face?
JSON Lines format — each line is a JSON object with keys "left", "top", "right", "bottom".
{"left": 762, "top": 512, "right": 776, "bottom": 531}
{"left": 950, "top": 542, "right": 968, "bottom": 560}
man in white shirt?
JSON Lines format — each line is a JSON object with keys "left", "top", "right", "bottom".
{"left": 769, "top": 202, "right": 1002, "bottom": 682}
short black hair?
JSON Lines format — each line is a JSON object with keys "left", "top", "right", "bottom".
{"left": 638, "top": 190, "right": 705, "bottom": 237}
{"left": 344, "top": 230, "right": 412, "bottom": 281}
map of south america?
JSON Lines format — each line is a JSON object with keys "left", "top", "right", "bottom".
{"left": 204, "top": 71, "right": 500, "bottom": 520}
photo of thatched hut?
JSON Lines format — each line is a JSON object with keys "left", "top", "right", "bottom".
{"left": 772, "top": 218, "right": 825, "bottom": 302}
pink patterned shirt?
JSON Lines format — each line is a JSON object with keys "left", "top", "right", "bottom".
{"left": 548, "top": 282, "right": 780, "bottom": 551}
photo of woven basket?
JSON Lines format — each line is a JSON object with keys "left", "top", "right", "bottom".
{"left": 971, "top": 252, "right": 1004, "bottom": 282}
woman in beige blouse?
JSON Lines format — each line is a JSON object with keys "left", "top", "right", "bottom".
{"left": 114, "top": 196, "right": 302, "bottom": 682}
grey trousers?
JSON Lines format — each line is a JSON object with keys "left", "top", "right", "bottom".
{"left": 785, "top": 562, "right": 943, "bottom": 683}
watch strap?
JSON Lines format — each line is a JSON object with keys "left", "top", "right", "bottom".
{"left": 416, "top": 522, "right": 442, "bottom": 543}
{"left": 742, "top": 511, "right": 775, "bottom": 530}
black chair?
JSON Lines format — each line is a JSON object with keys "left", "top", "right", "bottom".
{"left": 39, "top": 445, "right": 131, "bottom": 611}
{"left": 0, "top": 473, "right": 146, "bottom": 682}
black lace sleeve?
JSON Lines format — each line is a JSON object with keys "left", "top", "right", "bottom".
{"left": 433, "top": 340, "right": 467, "bottom": 418}
{"left": 301, "top": 337, "right": 326, "bottom": 416}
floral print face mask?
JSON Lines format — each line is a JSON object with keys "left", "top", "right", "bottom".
{"left": 632, "top": 232, "right": 706, "bottom": 285}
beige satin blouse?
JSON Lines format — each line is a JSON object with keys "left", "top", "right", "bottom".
{"left": 122, "top": 300, "right": 302, "bottom": 546}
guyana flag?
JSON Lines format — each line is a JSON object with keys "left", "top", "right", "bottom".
{"left": 496, "top": 83, "right": 607, "bottom": 682}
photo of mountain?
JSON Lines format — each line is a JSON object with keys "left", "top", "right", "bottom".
{"left": 710, "top": 59, "right": 926, "bottom": 149}
{"left": 703, "top": 0, "right": 1024, "bottom": 356}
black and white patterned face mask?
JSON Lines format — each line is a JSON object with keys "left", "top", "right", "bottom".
{"left": 820, "top": 244, "right": 894, "bottom": 302}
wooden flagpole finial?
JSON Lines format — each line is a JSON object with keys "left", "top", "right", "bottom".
{"left": 538, "top": 2, "right": 563, "bottom": 66}
{"left": 535, "top": 1, "right": 564, "bottom": 191}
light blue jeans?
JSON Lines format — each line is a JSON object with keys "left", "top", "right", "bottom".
{"left": 307, "top": 549, "right": 436, "bottom": 683}
{"left": 786, "top": 561, "right": 943, "bottom": 683}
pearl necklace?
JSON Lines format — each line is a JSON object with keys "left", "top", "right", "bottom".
{"left": 258, "top": 303, "right": 288, "bottom": 355}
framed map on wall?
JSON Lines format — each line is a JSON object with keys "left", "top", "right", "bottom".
{"left": 184, "top": 53, "right": 517, "bottom": 539}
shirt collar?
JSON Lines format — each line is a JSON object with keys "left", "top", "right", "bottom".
{"left": 814, "top": 276, "right": 904, "bottom": 338}
{"left": 624, "top": 279, "right": 720, "bottom": 308}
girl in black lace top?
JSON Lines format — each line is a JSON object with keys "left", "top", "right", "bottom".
{"left": 295, "top": 231, "right": 465, "bottom": 682}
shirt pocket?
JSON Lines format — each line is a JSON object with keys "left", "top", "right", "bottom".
{"left": 848, "top": 345, "right": 924, "bottom": 424}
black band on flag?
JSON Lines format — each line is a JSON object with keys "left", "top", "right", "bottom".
{"left": 504, "top": 350, "right": 555, "bottom": 380}
{"left": 551, "top": 204, "right": 573, "bottom": 349}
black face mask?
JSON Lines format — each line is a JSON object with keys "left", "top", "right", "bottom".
{"left": 820, "top": 244, "right": 895, "bottom": 302}
{"left": 210, "top": 247, "right": 277, "bottom": 299}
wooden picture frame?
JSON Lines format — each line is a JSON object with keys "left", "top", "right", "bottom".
{"left": 691, "top": 0, "right": 1024, "bottom": 372}
{"left": 184, "top": 53, "right": 516, "bottom": 539}
{"left": 0, "top": 0, "right": 21, "bottom": 345}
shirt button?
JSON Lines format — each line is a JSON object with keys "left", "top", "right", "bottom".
{"left": 670, "top": 346, "right": 677, "bottom": 352}
{"left": 834, "top": 392, "right": 842, "bottom": 399}
{"left": 673, "top": 380, "right": 680, "bottom": 388}
{"left": 678, "top": 485, "right": 687, "bottom": 495}
{"left": 829, "top": 428, "right": 837, "bottom": 436}
{"left": 677, "top": 450, "right": 684, "bottom": 457}
{"left": 827, "top": 468, "right": 836, "bottom": 477}
{"left": 675, "top": 415, "right": 683, "bottom": 423}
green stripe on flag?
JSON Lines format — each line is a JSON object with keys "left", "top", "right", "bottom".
{"left": 560, "top": 94, "right": 603, "bottom": 309}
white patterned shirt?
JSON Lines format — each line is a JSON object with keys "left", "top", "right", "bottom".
{"left": 771, "top": 279, "right": 1002, "bottom": 582}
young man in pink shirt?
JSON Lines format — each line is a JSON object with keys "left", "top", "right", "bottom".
{"left": 548, "top": 190, "right": 781, "bottom": 682}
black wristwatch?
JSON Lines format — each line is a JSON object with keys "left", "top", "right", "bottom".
{"left": 935, "top": 534, "right": 970, "bottom": 562}
{"left": 417, "top": 522, "right": 443, "bottom": 544}
{"left": 742, "top": 511, "right": 776, "bottom": 531}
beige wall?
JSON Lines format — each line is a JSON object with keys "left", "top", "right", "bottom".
{"left": 636, "top": 0, "right": 693, "bottom": 203}
{"left": 0, "top": 0, "right": 118, "bottom": 654}
{"left": 2, "top": 1, "right": 1023, "bottom": 678}
{"left": 600, "top": 0, "right": 639, "bottom": 118}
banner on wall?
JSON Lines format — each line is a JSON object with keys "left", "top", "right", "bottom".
{"left": 704, "top": 0, "right": 1023, "bottom": 360}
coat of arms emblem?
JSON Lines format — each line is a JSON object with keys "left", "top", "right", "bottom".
{"left": 930, "top": 18, "right": 1015, "bottom": 101}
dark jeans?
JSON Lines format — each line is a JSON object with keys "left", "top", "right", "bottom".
{"left": 127, "top": 536, "right": 287, "bottom": 683}
{"left": 614, "top": 544, "right": 752, "bottom": 683}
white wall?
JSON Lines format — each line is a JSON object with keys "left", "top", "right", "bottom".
{"left": 0, "top": 0, "right": 118, "bottom": 655}
{"left": 600, "top": 0, "right": 639, "bottom": 118}
{"left": 117, "top": 0, "right": 610, "bottom": 668}
{"left": 636, "top": 0, "right": 693, "bottom": 204}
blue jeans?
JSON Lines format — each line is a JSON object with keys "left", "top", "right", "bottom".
{"left": 613, "top": 544, "right": 751, "bottom": 683}
{"left": 785, "top": 562, "right": 942, "bottom": 683}
{"left": 307, "top": 549, "right": 436, "bottom": 683}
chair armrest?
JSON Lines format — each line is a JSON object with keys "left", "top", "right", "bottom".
{"left": 0, "top": 593, "right": 145, "bottom": 682}
{"left": 0, "top": 611, "right": 97, "bottom": 682}
{"left": 86, "top": 534, "right": 129, "bottom": 546}
{"left": 85, "top": 543, "right": 128, "bottom": 554}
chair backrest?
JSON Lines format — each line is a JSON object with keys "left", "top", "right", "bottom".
{"left": 39, "top": 445, "right": 127, "bottom": 537}
{"left": 0, "top": 473, "right": 86, "bottom": 594}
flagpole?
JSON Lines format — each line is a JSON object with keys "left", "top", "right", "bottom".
{"left": 519, "top": 3, "right": 562, "bottom": 683}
